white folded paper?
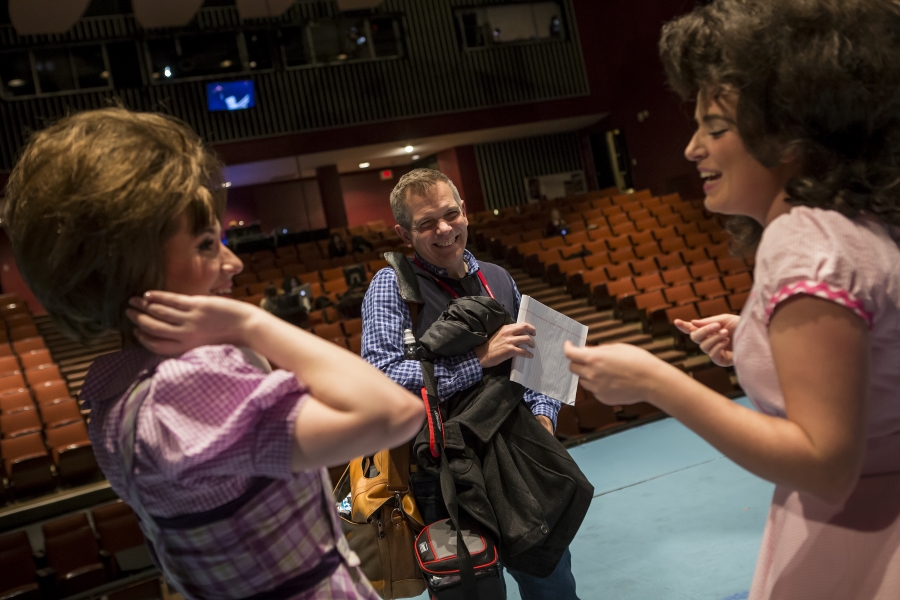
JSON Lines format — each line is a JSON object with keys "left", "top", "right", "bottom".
{"left": 510, "top": 295, "right": 588, "bottom": 405}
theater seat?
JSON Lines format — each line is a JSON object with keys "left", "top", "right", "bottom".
{"left": 312, "top": 322, "right": 343, "bottom": 341}
{"left": 39, "top": 399, "right": 82, "bottom": 429}
{"left": 0, "top": 371, "right": 26, "bottom": 392}
{"left": 693, "top": 278, "right": 729, "bottom": 300}
{"left": 322, "top": 278, "right": 348, "bottom": 295}
{"left": 341, "top": 318, "right": 362, "bottom": 337}
{"left": 17, "top": 349, "right": 51, "bottom": 370}
{"left": 664, "top": 284, "right": 701, "bottom": 307}
{"left": 0, "top": 531, "right": 40, "bottom": 600}
{"left": 92, "top": 503, "right": 150, "bottom": 576}
{"left": 655, "top": 252, "right": 684, "bottom": 270}
{"left": 44, "top": 421, "right": 98, "bottom": 482}
{"left": 43, "top": 526, "right": 108, "bottom": 597}
{"left": 107, "top": 578, "right": 163, "bottom": 600}
{"left": 697, "top": 297, "right": 732, "bottom": 318}
{"left": 0, "top": 355, "right": 19, "bottom": 373}
{"left": 42, "top": 513, "right": 90, "bottom": 540}
{"left": 24, "top": 364, "right": 62, "bottom": 387}
{"left": 594, "top": 278, "right": 637, "bottom": 311}
{"left": 12, "top": 338, "right": 46, "bottom": 354}
{"left": 0, "top": 303, "right": 29, "bottom": 320}
{"left": 9, "top": 325, "right": 39, "bottom": 342}
{"left": 5, "top": 313, "right": 34, "bottom": 329}
{"left": 32, "top": 380, "right": 71, "bottom": 407}
{"left": 256, "top": 268, "right": 283, "bottom": 282}
{"left": 0, "top": 432, "right": 54, "bottom": 496}
{"left": 0, "top": 409, "right": 42, "bottom": 439}
{"left": 0, "top": 388, "right": 35, "bottom": 415}
{"left": 729, "top": 291, "right": 750, "bottom": 312}
{"left": 620, "top": 290, "right": 669, "bottom": 325}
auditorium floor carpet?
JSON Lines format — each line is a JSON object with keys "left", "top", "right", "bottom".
{"left": 413, "top": 397, "right": 776, "bottom": 600}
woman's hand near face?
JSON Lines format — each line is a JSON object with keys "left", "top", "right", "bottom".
{"left": 564, "top": 341, "right": 676, "bottom": 406}
{"left": 126, "top": 291, "right": 259, "bottom": 356}
{"left": 673, "top": 314, "right": 740, "bottom": 367}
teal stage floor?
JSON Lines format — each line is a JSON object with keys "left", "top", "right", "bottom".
{"left": 414, "top": 397, "right": 776, "bottom": 600}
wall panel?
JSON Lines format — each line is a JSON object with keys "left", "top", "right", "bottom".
{"left": 474, "top": 131, "right": 584, "bottom": 210}
{"left": 0, "top": 0, "right": 589, "bottom": 170}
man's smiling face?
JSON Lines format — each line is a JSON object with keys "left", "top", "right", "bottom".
{"left": 395, "top": 181, "right": 468, "bottom": 278}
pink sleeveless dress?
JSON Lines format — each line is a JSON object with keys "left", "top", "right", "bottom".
{"left": 732, "top": 206, "right": 900, "bottom": 599}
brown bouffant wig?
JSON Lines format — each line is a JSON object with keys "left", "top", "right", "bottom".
{"left": 4, "top": 108, "right": 226, "bottom": 343}
{"left": 660, "top": 0, "right": 900, "bottom": 253}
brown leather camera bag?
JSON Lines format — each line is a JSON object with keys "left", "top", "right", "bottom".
{"left": 333, "top": 444, "right": 426, "bottom": 599}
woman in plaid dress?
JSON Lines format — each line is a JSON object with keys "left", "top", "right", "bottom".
{"left": 5, "top": 108, "right": 424, "bottom": 599}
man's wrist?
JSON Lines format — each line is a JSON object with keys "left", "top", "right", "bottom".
{"left": 474, "top": 341, "right": 488, "bottom": 366}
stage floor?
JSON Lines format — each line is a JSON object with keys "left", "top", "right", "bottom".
{"left": 415, "top": 397, "right": 775, "bottom": 600}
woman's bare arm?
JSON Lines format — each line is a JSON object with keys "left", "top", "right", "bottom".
{"left": 567, "top": 295, "right": 869, "bottom": 503}
{"left": 127, "top": 292, "right": 424, "bottom": 470}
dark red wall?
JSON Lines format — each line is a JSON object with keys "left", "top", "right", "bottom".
{"left": 573, "top": 0, "right": 702, "bottom": 198}
{"left": 224, "top": 186, "right": 260, "bottom": 228}
{"left": 340, "top": 167, "right": 414, "bottom": 228}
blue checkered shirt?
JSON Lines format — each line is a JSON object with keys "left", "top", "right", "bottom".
{"left": 361, "top": 250, "right": 560, "bottom": 428}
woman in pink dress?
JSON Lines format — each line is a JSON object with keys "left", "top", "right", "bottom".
{"left": 565, "top": 1, "right": 900, "bottom": 598}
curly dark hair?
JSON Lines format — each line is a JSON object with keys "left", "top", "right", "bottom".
{"left": 660, "top": 0, "right": 900, "bottom": 253}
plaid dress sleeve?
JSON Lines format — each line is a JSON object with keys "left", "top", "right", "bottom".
{"left": 141, "top": 345, "right": 307, "bottom": 482}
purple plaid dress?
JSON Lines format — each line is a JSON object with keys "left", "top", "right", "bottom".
{"left": 81, "top": 345, "right": 380, "bottom": 600}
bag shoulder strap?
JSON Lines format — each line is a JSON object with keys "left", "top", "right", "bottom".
{"left": 384, "top": 252, "right": 423, "bottom": 337}
{"left": 385, "top": 443, "right": 410, "bottom": 493}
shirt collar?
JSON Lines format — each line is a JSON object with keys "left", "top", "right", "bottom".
{"left": 412, "top": 249, "right": 480, "bottom": 279}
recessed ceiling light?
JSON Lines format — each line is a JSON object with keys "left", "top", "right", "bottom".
{"left": 359, "top": 162, "right": 370, "bottom": 169}
{"left": 404, "top": 145, "right": 414, "bottom": 153}
{"left": 412, "top": 155, "right": 420, "bottom": 160}
{"left": 220, "top": 60, "right": 233, "bottom": 68}
{"left": 164, "top": 66, "right": 172, "bottom": 78}
{"left": 222, "top": 182, "right": 232, "bottom": 188}
{"left": 7, "top": 79, "right": 25, "bottom": 88}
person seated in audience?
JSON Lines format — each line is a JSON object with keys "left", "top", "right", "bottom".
{"left": 259, "top": 284, "right": 279, "bottom": 313}
{"left": 4, "top": 108, "right": 423, "bottom": 600}
{"left": 350, "top": 235, "right": 373, "bottom": 254}
{"left": 544, "top": 208, "right": 567, "bottom": 237}
{"left": 566, "top": 2, "right": 900, "bottom": 598}
{"left": 283, "top": 275, "right": 301, "bottom": 295}
{"left": 327, "top": 233, "right": 349, "bottom": 258}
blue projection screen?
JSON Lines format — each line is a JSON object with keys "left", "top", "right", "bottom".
{"left": 206, "top": 80, "right": 255, "bottom": 111}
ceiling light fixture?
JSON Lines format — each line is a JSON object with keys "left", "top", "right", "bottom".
{"left": 164, "top": 66, "right": 172, "bottom": 78}
{"left": 404, "top": 145, "right": 414, "bottom": 153}
{"left": 359, "top": 162, "right": 370, "bottom": 169}
{"left": 7, "top": 79, "right": 25, "bottom": 88}
{"left": 412, "top": 154, "right": 420, "bottom": 160}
